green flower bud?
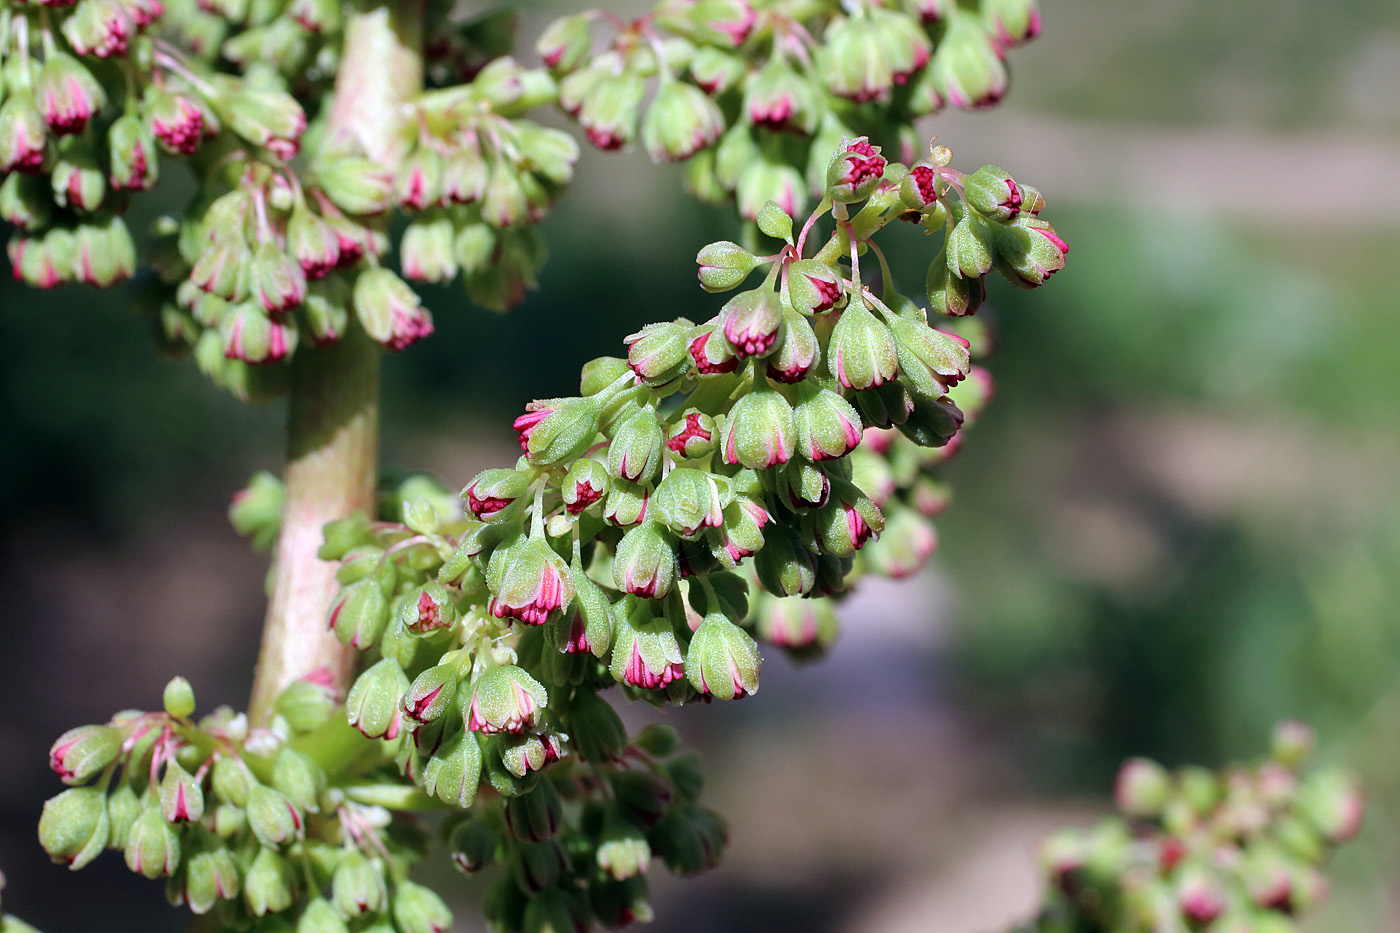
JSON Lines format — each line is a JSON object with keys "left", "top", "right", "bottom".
{"left": 654, "top": 468, "right": 727, "bottom": 539}
{"left": 925, "top": 250, "right": 984, "bottom": 318}
{"left": 989, "top": 218, "right": 1068, "bottom": 288}
{"left": 513, "top": 840, "right": 568, "bottom": 893}
{"left": 0, "top": 173, "right": 53, "bottom": 230}
{"left": 696, "top": 240, "right": 760, "bottom": 293}
{"left": 522, "top": 889, "right": 590, "bottom": 933}
{"left": 403, "top": 662, "right": 461, "bottom": 726}
{"left": 791, "top": 385, "right": 863, "bottom": 462}
{"left": 756, "top": 594, "right": 839, "bottom": 658}
{"left": 297, "top": 898, "right": 349, "bottom": 933}
{"left": 626, "top": 321, "right": 693, "bottom": 386}
{"left": 486, "top": 535, "right": 574, "bottom": 626}
{"left": 48, "top": 725, "right": 122, "bottom": 786}
{"left": 39, "top": 787, "right": 109, "bottom": 869}
{"left": 1271, "top": 721, "right": 1316, "bottom": 770}
{"left": 687, "top": 613, "right": 761, "bottom": 700}
{"left": 482, "top": 159, "right": 528, "bottom": 228}
{"left": 0, "top": 91, "right": 49, "bottom": 174}
{"left": 1299, "top": 768, "right": 1364, "bottom": 843}
{"left": 329, "top": 579, "right": 390, "bottom": 650}
{"left": 643, "top": 79, "right": 724, "bottom": 163}
{"left": 392, "top": 880, "right": 452, "bottom": 933}
{"left": 931, "top": 14, "right": 1007, "bottom": 110}
{"left": 422, "top": 729, "right": 484, "bottom": 808}
{"left": 467, "top": 665, "right": 548, "bottom": 735}
{"left": 51, "top": 137, "right": 104, "bottom": 212}
{"left": 829, "top": 297, "right": 899, "bottom": 390}
{"left": 736, "top": 156, "right": 805, "bottom": 222}
{"left": 499, "top": 732, "right": 560, "bottom": 779}
{"left": 562, "top": 458, "right": 610, "bottom": 516}
{"left": 557, "top": 561, "right": 616, "bottom": 657}
{"left": 721, "top": 288, "right": 784, "bottom": 360}
{"left": 514, "top": 396, "right": 605, "bottom": 466}
{"left": 537, "top": 13, "right": 592, "bottom": 72}
{"left": 963, "top": 164, "right": 1024, "bottom": 222}
{"left": 755, "top": 524, "right": 817, "bottom": 597}
{"left": 315, "top": 156, "right": 394, "bottom": 215}
{"left": 608, "top": 407, "right": 665, "bottom": 484}
{"left": 271, "top": 748, "right": 324, "bottom": 815}
{"left": 36, "top": 53, "right": 106, "bottom": 136}
{"left": 220, "top": 303, "right": 297, "bottom": 365}
{"left": 160, "top": 677, "right": 196, "bottom": 719}
{"left": 946, "top": 210, "right": 996, "bottom": 278}
{"left": 863, "top": 508, "right": 937, "bottom": 577}
{"left": 815, "top": 483, "right": 883, "bottom": 557}
{"left": 184, "top": 833, "right": 240, "bottom": 914}
{"left": 211, "top": 755, "right": 256, "bottom": 808}
{"left": 353, "top": 267, "right": 434, "bottom": 351}
{"left": 125, "top": 803, "right": 181, "bottom": 879}
{"left": 722, "top": 384, "right": 796, "bottom": 469}
{"left": 690, "top": 47, "right": 746, "bottom": 94}
{"left": 75, "top": 214, "right": 136, "bottom": 287}
{"left": 399, "top": 212, "right": 458, "bottom": 283}
{"left": 745, "top": 58, "right": 822, "bottom": 135}
{"left": 107, "top": 784, "right": 141, "bottom": 851}
{"left": 611, "top": 610, "right": 685, "bottom": 690}
{"left": 504, "top": 780, "right": 565, "bottom": 843}
{"left": 209, "top": 78, "right": 305, "bottom": 159}
{"left": 897, "top": 393, "right": 964, "bottom": 447}
{"left": 598, "top": 811, "right": 651, "bottom": 880}
{"left": 448, "top": 815, "right": 500, "bottom": 874}
{"left": 590, "top": 875, "right": 654, "bottom": 927}
{"left": 247, "top": 784, "right": 302, "bottom": 849}
{"left": 777, "top": 460, "right": 830, "bottom": 511}
{"left": 212, "top": 804, "right": 246, "bottom": 841}
{"left": 613, "top": 522, "right": 680, "bottom": 599}
{"left": 244, "top": 848, "right": 295, "bottom": 916}
{"left": 650, "top": 804, "right": 727, "bottom": 876}
{"left": 332, "top": 850, "right": 387, "bottom": 918}
{"left": 346, "top": 658, "right": 409, "bottom": 740}
{"left": 604, "top": 478, "right": 650, "bottom": 527}
{"left": 578, "top": 71, "right": 645, "bottom": 151}
{"left": 160, "top": 762, "right": 205, "bottom": 824}
{"left": 276, "top": 676, "right": 339, "bottom": 734}
{"left": 888, "top": 316, "right": 971, "bottom": 400}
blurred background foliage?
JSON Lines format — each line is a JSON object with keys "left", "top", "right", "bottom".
{"left": 3, "top": 0, "right": 1400, "bottom": 929}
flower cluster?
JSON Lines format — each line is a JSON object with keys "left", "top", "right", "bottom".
{"left": 392, "top": 58, "right": 578, "bottom": 312}
{"left": 1021, "top": 723, "right": 1364, "bottom": 933}
{"left": 39, "top": 675, "right": 455, "bottom": 932}
{"left": 541, "top": 0, "right": 1042, "bottom": 219}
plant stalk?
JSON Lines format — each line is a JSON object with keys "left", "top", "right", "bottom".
{"left": 246, "top": 2, "right": 424, "bottom": 726}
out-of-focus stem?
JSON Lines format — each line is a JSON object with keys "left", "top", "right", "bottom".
{"left": 246, "top": 2, "right": 424, "bottom": 727}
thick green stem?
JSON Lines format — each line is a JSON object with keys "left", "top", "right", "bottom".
{"left": 246, "top": 2, "right": 424, "bottom": 726}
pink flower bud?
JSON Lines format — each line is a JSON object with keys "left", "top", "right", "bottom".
{"left": 689, "top": 331, "right": 739, "bottom": 375}
{"left": 826, "top": 138, "right": 887, "bottom": 203}
{"left": 37, "top": 55, "right": 106, "bottom": 136}
{"left": 149, "top": 94, "right": 207, "bottom": 156}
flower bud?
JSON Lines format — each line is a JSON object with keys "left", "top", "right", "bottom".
{"left": 820, "top": 15, "right": 892, "bottom": 103}
{"left": 402, "top": 662, "right": 460, "bottom": 726}
{"left": 468, "top": 665, "right": 547, "bottom": 735}
{"left": 240, "top": 847, "right": 293, "bottom": 916}
{"left": 160, "top": 762, "right": 205, "bottom": 824}
{"left": 659, "top": 412, "right": 713, "bottom": 461}
{"left": 650, "top": 804, "right": 727, "bottom": 876}
{"left": 687, "top": 613, "right": 761, "bottom": 700}
{"left": 626, "top": 320, "right": 693, "bottom": 386}
{"left": 785, "top": 259, "right": 844, "bottom": 316}
{"left": 560, "top": 562, "right": 616, "bottom": 657}
{"left": 579, "top": 72, "right": 645, "bottom": 151}
{"left": 315, "top": 154, "right": 394, "bottom": 215}
{"left": 689, "top": 327, "right": 740, "bottom": 375}
{"left": 482, "top": 159, "right": 528, "bottom": 227}
{"left": 791, "top": 386, "right": 863, "bottom": 461}
{"left": 590, "top": 876, "right": 654, "bottom": 928}
{"left": 513, "top": 840, "right": 568, "bottom": 892}
{"left": 346, "top": 658, "right": 410, "bottom": 739}
{"left": 723, "top": 385, "right": 796, "bottom": 469}
{"left": 0, "top": 173, "right": 53, "bottom": 229}
{"left": 888, "top": 317, "right": 970, "bottom": 400}
{"left": 212, "top": 80, "right": 305, "bottom": 159}
{"left": 298, "top": 898, "right": 349, "bottom": 933}
{"left": 696, "top": 240, "right": 760, "bottom": 293}
{"left": 353, "top": 268, "right": 434, "bottom": 351}
{"left": 713, "top": 497, "right": 769, "bottom": 565}
{"left": 0, "top": 92, "right": 50, "bottom": 173}
{"left": 329, "top": 579, "right": 390, "bottom": 649}
{"left": 49, "top": 725, "right": 122, "bottom": 785}
{"left": 654, "top": 468, "right": 727, "bottom": 540}
{"left": 689, "top": 0, "right": 756, "bottom": 46}
{"left": 422, "top": 729, "right": 483, "bottom": 808}
{"left": 246, "top": 784, "right": 301, "bottom": 848}
{"left": 736, "top": 157, "right": 804, "bottom": 221}
{"left": 559, "top": 458, "right": 607, "bottom": 515}
{"left": 37, "top": 54, "right": 106, "bottom": 136}
{"left": 505, "top": 780, "right": 565, "bottom": 842}
{"left": 251, "top": 240, "right": 308, "bottom": 313}
{"left": 611, "top": 612, "right": 685, "bottom": 689}
{"left": 125, "top": 804, "right": 180, "bottom": 878}
{"left": 613, "top": 522, "right": 680, "bottom": 598}
{"left": 982, "top": 0, "right": 1042, "bottom": 46}
{"left": 183, "top": 834, "right": 240, "bottom": 914}
{"left": 815, "top": 485, "right": 883, "bottom": 557}
{"left": 331, "top": 850, "right": 387, "bottom": 918}
{"left": 499, "top": 732, "right": 562, "bottom": 779}
{"left": 963, "top": 165, "right": 1023, "bottom": 222}
{"left": 947, "top": 210, "right": 996, "bottom": 278}
{"left": 537, "top": 13, "right": 592, "bottom": 71}
{"left": 245, "top": 848, "right": 295, "bottom": 916}
{"left": 754, "top": 524, "right": 817, "bottom": 597}
{"left": 596, "top": 811, "right": 651, "bottom": 881}
{"left": 744, "top": 58, "right": 820, "bottom": 134}
{"left": 61, "top": 0, "right": 135, "bottom": 58}
{"left": 464, "top": 468, "right": 529, "bottom": 521}
{"left": 271, "top": 747, "right": 324, "bottom": 815}
{"left": 756, "top": 594, "right": 839, "bottom": 657}
{"left": 990, "top": 220, "right": 1068, "bottom": 288}
{"left": 51, "top": 138, "right": 105, "bottom": 212}
{"left": 108, "top": 113, "right": 158, "bottom": 191}
{"left": 926, "top": 251, "right": 985, "bottom": 317}
{"left": 449, "top": 815, "right": 500, "bottom": 874}
{"left": 1299, "top": 768, "right": 1364, "bottom": 843}
{"left": 690, "top": 46, "right": 746, "bottom": 94}
{"left": 514, "top": 397, "right": 605, "bottom": 466}
{"left": 864, "top": 509, "right": 937, "bottom": 577}
{"left": 1270, "top": 720, "right": 1316, "bottom": 770}
{"left": 276, "top": 674, "right": 338, "bottom": 734}
{"left": 897, "top": 392, "right": 964, "bottom": 447}
{"left": 392, "top": 880, "right": 452, "bottom": 933}
{"left": 146, "top": 91, "right": 208, "bottom": 156}
{"left": 211, "top": 756, "right": 256, "bottom": 809}
{"left": 826, "top": 138, "right": 887, "bottom": 203}
{"left": 39, "top": 787, "right": 110, "bottom": 869}
{"left": 604, "top": 479, "right": 650, "bottom": 526}
{"left": 643, "top": 80, "right": 724, "bottom": 163}
{"left": 284, "top": 203, "right": 340, "bottom": 280}
{"left": 722, "top": 289, "right": 784, "bottom": 359}
{"left": 931, "top": 15, "right": 1007, "bottom": 110}
{"left": 488, "top": 537, "right": 573, "bottom": 625}
{"left": 829, "top": 298, "right": 899, "bottom": 390}
{"left": 608, "top": 407, "right": 665, "bottom": 484}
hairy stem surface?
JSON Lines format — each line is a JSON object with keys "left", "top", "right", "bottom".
{"left": 247, "top": 2, "right": 424, "bottom": 726}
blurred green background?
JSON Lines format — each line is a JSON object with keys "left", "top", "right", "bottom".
{"left": 3, "top": 0, "right": 1400, "bottom": 929}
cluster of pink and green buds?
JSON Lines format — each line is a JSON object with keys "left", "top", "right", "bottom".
{"left": 540, "top": 0, "right": 1041, "bottom": 219}
{"left": 40, "top": 674, "right": 457, "bottom": 932}
{"left": 282, "top": 137, "right": 1056, "bottom": 931}
{"left": 1021, "top": 723, "right": 1364, "bottom": 933}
